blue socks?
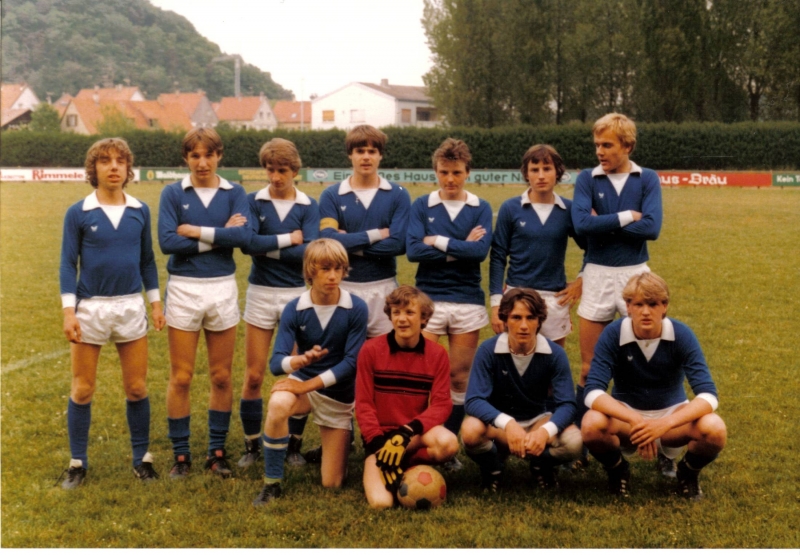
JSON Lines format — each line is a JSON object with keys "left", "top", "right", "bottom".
{"left": 126, "top": 397, "right": 150, "bottom": 467}
{"left": 239, "top": 398, "right": 263, "bottom": 439}
{"left": 208, "top": 410, "right": 231, "bottom": 454}
{"left": 262, "top": 433, "right": 289, "bottom": 482}
{"left": 168, "top": 415, "right": 191, "bottom": 459}
{"left": 288, "top": 414, "right": 308, "bottom": 437}
{"left": 67, "top": 398, "right": 91, "bottom": 468}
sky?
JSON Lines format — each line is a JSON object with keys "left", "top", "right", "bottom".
{"left": 147, "top": 0, "right": 434, "bottom": 101}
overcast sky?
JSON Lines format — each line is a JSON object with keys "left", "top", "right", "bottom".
{"left": 147, "top": 0, "right": 434, "bottom": 100}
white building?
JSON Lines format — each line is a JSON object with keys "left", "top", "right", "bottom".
{"left": 311, "top": 79, "right": 439, "bottom": 130}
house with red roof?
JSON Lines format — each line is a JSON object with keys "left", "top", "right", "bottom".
{"left": 311, "top": 79, "right": 439, "bottom": 130}
{"left": 61, "top": 97, "right": 192, "bottom": 135}
{"left": 272, "top": 100, "right": 311, "bottom": 130}
{"left": 157, "top": 91, "right": 218, "bottom": 128}
{"left": 215, "top": 93, "right": 277, "bottom": 130}
{"left": 1, "top": 83, "right": 41, "bottom": 129}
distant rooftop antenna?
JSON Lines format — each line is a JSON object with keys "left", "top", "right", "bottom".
{"left": 212, "top": 54, "right": 243, "bottom": 97}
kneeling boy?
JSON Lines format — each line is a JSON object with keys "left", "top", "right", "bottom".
{"left": 355, "top": 285, "right": 458, "bottom": 509}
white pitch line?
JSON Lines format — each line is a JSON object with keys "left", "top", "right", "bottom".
{"left": 2, "top": 349, "right": 70, "bottom": 373}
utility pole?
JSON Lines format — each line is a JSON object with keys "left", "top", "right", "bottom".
{"left": 212, "top": 54, "right": 243, "bottom": 97}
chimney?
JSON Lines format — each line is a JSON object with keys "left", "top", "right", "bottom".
{"left": 93, "top": 85, "right": 99, "bottom": 104}
{"left": 380, "top": 79, "right": 389, "bottom": 87}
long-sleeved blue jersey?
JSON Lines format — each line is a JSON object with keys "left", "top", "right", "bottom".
{"left": 571, "top": 163, "right": 662, "bottom": 267}
{"left": 319, "top": 177, "right": 410, "bottom": 283}
{"left": 158, "top": 176, "right": 252, "bottom": 277}
{"left": 242, "top": 186, "right": 319, "bottom": 288}
{"left": 406, "top": 190, "right": 493, "bottom": 305}
{"left": 60, "top": 191, "right": 159, "bottom": 301}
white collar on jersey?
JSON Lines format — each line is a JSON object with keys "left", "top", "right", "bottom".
{"left": 180, "top": 175, "right": 233, "bottom": 190}
{"left": 494, "top": 332, "right": 552, "bottom": 355}
{"left": 520, "top": 190, "right": 566, "bottom": 210}
{"left": 428, "top": 189, "right": 480, "bottom": 208}
{"left": 338, "top": 176, "right": 392, "bottom": 195}
{"left": 254, "top": 186, "right": 311, "bottom": 205}
{"left": 82, "top": 190, "right": 142, "bottom": 211}
{"left": 296, "top": 289, "right": 354, "bottom": 311}
{"left": 619, "top": 316, "right": 675, "bottom": 346}
{"left": 591, "top": 161, "right": 643, "bottom": 177}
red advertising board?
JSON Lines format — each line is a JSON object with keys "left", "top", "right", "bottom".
{"left": 657, "top": 171, "right": 772, "bottom": 187}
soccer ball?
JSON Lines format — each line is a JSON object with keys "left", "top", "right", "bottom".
{"left": 397, "top": 465, "right": 446, "bottom": 510}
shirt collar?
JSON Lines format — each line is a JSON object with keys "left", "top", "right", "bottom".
{"left": 180, "top": 175, "right": 233, "bottom": 190}
{"left": 83, "top": 190, "right": 142, "bottom": 211}
{"left": 494, "top": 332, "right": 552, "bottom": 355}
{"left": 254, "top": 186, "right": 311, "bottom": 205}
{"left": 520, "top": 190, "right": 566, "bottom": 210}
{"left": 428, "top": 189, "right": 480, "bottom": 207}
{"left": 591, "top": 161, "right": 643, "bottom": 177}
{"left": 338, "top": 176, "right": 392, "bottom": 195}
{"left": 387, "top": 330, "right": 426, "bottom": 354}
{"left": 619, "top": 317, "right": 675, "bottom": 345}
{"left": 296, "top": 288, "right": 353, "bottom": 311}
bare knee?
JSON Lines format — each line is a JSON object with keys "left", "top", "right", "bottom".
{"left": 696, "top": 413, "right": 727, "bottom": 450}
{"left": 581, "top": 410, "right": 610, "bottom": 444}
{"left": 367, "top": 492, "right": 394, "bottom": 510}
{"left": 209, "top": 367, "right": 232, "bottom": 392}
{"left": 460, "top": 417, "right": 487, "bottom": 448}
{"left": 265, "top": 392, "right": 295, "bottom": 423}
{"left": 71, "top": 378, "right": 95, "bottom": 405}
{"left": 242, "top": 369, "right": 265, "bottom": 397}
{"left": 124, "top": 379, "right": 148, "bottom": 401}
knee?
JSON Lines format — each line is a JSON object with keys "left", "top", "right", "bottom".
{"left": 209, "top": 368, "right": 232, "bottom": 391}
{"left": 430, "top": 430, "right": 459, "bottom": 460}
{"left": 580, "top": 410, "right": 609, "bottom": 443}
{"left": 449, "top": 371, "right": 469, "bottom": 393}
{"left": 169, "top": 368, "right": 194, "bottom": 393}
{"left": 697, "top": 413, "right": 727, "bottom": 450}
{"left": 125, "top": 380, "right": 148, "bottom": 401}
{"left": 242, "top": 370, "right": 264, "bottom": 396}
{"left": 321, "top": 475, "right": 344, "bottom": 489}
{"left": 71, "top": 376, "right": 95, "bottom": 404}
{"left": 367, "top": 493, "right": 394, "bottom": 510}
{"left": 554, "top": 425, "right": 584, "bottom": 461}
{"left": 265, "top": 392, "right": 294, "bottom": 422}
{"left": 460, "top": 417, "right": 487, "bottom": 448}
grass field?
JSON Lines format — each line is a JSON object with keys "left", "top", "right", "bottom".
{"left": 1, "top": 180, "right": 798, "bottom": 548}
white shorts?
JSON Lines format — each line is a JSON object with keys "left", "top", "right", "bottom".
{"left": 340, "top": 277, "right": 396, "bottom": 338}
{"left": 506, "top": 286, "right": 572, "bottom": 341}
{"left": 289, "top": 375, "right": 354, "bottom": 430}
{"left": 577, "top": 263, "right": 650, "bottom": 322}
{"left": 165, "top": 274, "right": 239, "bottom": 332}
{"left": 243, "top": 284, "right": 306, "bottom": 330}
{"left": 76, "top": 294, "right": 148, "bottom": 345}
{"left": 425, "top": 301, "right": 490, "bottom": 336}
{"left": 620, "top": 401, "right": 688, "bottom": 459}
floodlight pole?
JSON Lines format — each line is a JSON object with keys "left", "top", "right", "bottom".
{"left": 212, "top": 54, "right": 243, "bottom": 97}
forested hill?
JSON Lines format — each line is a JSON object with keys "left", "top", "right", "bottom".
{"left": 1, "top": 0, "right": 293, "bottom": 102}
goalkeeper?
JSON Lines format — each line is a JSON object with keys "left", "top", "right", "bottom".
{"left": 355, "top": 285, "right": 458, "bottom": 509}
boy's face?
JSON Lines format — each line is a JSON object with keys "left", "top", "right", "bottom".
{"left": 185, "top": 143, "right": 221, "bottom": 183}
{"left": 594, "top": 129, "right": 632, "bottom": 174}
{"left": 436, "top": 159, "right": 469, "bottom": 200}
{"left": 96, "top": 147, "right": 127, "bottom": 190}
{"left": 626, "top": 294, "right": 668, "bottom": 339}
{"left": 505, "top": 301, "right": 539, "bottom": 348}
{"left": 526, "top": 159, "right": 557, "bottom": 195}
{"left": 348, "top": 144, "right": 382, "bottom": 179}
{"left": 265, "top": 163, "right": 297, "bottom": 195}
{"left": 390, "top": 299, "right": 424, "bottom": 345}
{"left": 310, "top": 262, "right": 344, "bottom": 295}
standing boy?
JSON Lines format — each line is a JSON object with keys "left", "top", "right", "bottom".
{"left": 356, "top": 286, "right": 458, "bottom": 509}
{"left": 406, "top": 138, "right": 493, "bottom": 470}
{"left": 59, "top": 138, "right": 165, "bottom": 488}
{"left": 253, "top": 239, "right": 368, "bottom": 506}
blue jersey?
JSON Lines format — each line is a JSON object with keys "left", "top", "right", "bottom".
{"left": 319, "top": 177, "right": 410, "bottom": 283}
{"left": 465, "top": 333, "right": 577, "bottom": 433}
{"left": 584, "top": 317, "right": 718, "bottom": 411}
{"left": 60, "top": 191, "right": 159, "bottom": 301}
{"left": 269, "top": 290, "right": 368, "bottom": 404}
{"left": 243, "top": 186, "right": 319, "bottom": 288}
{"left": 490, "top": 192, "right": 586, "bottom": 296}
{"left": 158, "top": 176, "right": 252, "bottom": 278}
{"left": 572, "top": 163, "right": 662, "bottom": 267}
{"left": 406, "top": 190, "right": 493, "bottom": 305}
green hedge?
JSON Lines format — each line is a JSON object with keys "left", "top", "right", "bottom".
{"left": 2, "top": 123, "right": 799, "bottom": 170}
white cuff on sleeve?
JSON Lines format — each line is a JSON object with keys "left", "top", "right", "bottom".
{"left": 277, "top": 233, "right": 292, "bottom": 249}
{"left": 266, "top": 250, "right": 280, "bottom": 259}
{"left": 490, "top": 294, "right": 503, "bottom": 308}
{"left": 198, "top": 241, "right": 213, "bottom": 253}
{"left": 542, "top": 421, "right": 558, "bottom": 439}
{"left": 366, "top": 229, "right": 382, "bottom": 244}
{"left": 696, "top": 393, "right": 719, "bottom": 411}
{"left": 434, "top": 235, "right": 449, "bottom": 252}
{"left": 281, "top": 356, "right": 295, "bottom": 374}
{"left": 584, "top": 389, "right": 607, "bottom": 409}
{"left": 199, "top": 226, "right": 215, "bottom": 244}
{"left": 494, "top": 413, "right": 513, "bottom": 430}
{"left": 145, "top": 289, "right": 161, "bottom": 304}
{"left": 61, "top": 293, "right": 77, "bottom": 309}
{"left": 319, "top": 370, "right": 336, "bottom": 388}
{"left": 618, "top": 211, "right": 635, "bottom": 227}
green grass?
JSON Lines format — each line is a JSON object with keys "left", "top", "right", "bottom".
{"left": 1, "top": 181, "right": 799, "bottom": 548}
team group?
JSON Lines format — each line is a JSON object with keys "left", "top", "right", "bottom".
{"left": 58, "top": 112, "right": 727, "bottom": 507}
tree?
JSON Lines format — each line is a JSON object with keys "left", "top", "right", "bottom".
{"left": 29, "top": 103, "right": 61, "bottom": 132}
{"left": 96, "top": 104, "right": 137, "bottom": 136}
